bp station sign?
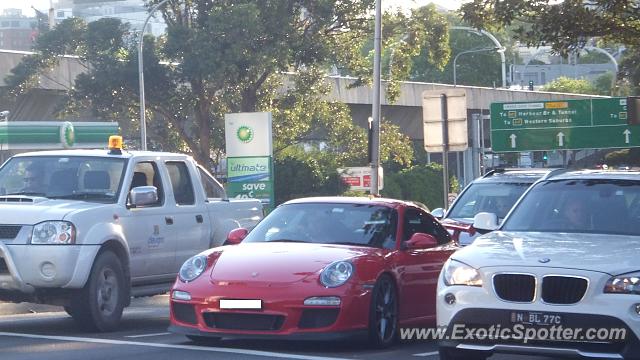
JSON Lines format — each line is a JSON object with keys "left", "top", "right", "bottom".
{"left": 224, "top": 113, "right": 274, "bottom": 209}
{"left": 491, "top": 98, "right": 640, "bottom": 152}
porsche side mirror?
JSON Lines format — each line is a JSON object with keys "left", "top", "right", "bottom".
{"left": 405, "top": 233, "right": 439, "bottom": 250}
{"left": 431, "top": 208, "right": 445, "bottom": 220}
{"left": 226, "top": 228, "right": 248, "bottom": 245}
{"left": 473, "top": 212, "right": 499, "bottom": 232}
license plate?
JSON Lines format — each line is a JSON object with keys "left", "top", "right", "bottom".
{"left": 511, "top": 311, "right": 562, "bottom": 326}
{"left": 219, "top": 299, "right": 262, "bottom": 310}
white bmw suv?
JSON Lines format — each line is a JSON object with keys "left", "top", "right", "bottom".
{"left": 437, "top": 170, "right": 640, "bottom": 360}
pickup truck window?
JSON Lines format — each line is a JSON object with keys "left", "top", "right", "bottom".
{"left": 0, "top": 156, "right": 126, "bottom": 202}
{"left": 197, "top": 166, "right": 226, "bottom": 199}
{"left": 167, "top": 161, "right": 195, "bottom": 205}
{"left": 129, "top": 161, "right": 164, "bottom": 206}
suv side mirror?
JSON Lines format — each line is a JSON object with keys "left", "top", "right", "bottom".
{"left": 129, "top": 186, "right": 158, "bottom": 207}
{"left": 473, "top": 212, "right": 499, "bottom": 231}
{"left": 226, "top": 228, "right": 248, "bottom": 245}
{"left": 405, "top": 233, "right": 439, "bottom": 250}
{"left": 431, "top": 208, "right": 445, "bottom": 220}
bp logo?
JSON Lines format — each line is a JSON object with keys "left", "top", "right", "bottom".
{"left": 236, "top": 125, "right": 254, "bottom": 143}
{"left": 60, "top": 122, "right": 75, "bottom": 149}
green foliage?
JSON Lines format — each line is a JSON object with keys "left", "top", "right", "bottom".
{"left": 604, "top": 148, "right": 640, "bottom": 166}
{"left": 621, "top": 46, "right": 640, "bottom": 95}
{"left": 460, "top": 0, "right": 640, "bottom": 55}
{"left": 273, "top": 153, "right": 348, "bottom": 205}
{"left": 541, "top": 76, "right": 598, "bottom": 95}
{"left": 449, "top": 175, "right": 460, "bottom": 194}
{"left": 381, "top": 163, "right": 445, "bottom": 210}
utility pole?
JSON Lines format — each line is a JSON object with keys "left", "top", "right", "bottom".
{"left": 370, "top": 0, "right": 381, "bottom": 196}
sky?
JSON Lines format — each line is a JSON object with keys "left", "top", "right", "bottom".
{"left": 2, "top": 0, "right": 464, "bottom": 17}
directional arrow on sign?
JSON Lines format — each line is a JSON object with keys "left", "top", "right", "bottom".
{"left": 557, "top": 132, "right": 565, "bottom": 147}
{"left": 624, "top": 129, "right": 631, "bottom": 144}
{"left": 510, "top": 134, "right": 517, "bottom": 148}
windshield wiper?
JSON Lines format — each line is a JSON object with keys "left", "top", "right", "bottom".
{"left": 265, "top": 239, "right": 309, "bottom": 243}
{"left": 48, "top": 193, "right": 113, "bottom": 200}
{"left": 4, "top": 192, "right": 47, "bottom": 197}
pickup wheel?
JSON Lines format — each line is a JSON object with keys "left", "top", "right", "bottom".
{"left": 69, "top": 251, "right": 126, "bottom": 332}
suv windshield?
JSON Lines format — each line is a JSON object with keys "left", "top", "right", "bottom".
{"left": 0, "top": 156, "right": 127, "bottom": 203}
{"left": 244, "top": 203, "right": 398, "bottom": 249}
{"left": 447, "top": 182, "right": 531, "bottom": 221}
{"left": 502, "top": 179, "right": 640, "bottom": 236}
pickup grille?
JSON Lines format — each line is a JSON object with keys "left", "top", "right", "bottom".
{"left": 0, "top": 225, "right": 21, "bottom": 239}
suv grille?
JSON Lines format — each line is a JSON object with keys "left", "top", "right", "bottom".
{"left": 493, "top": 274, "right": 536, "bottom": 302}
{"left": 203, "top": 313, "right": 284, "bottom": 331}
{"left": 542, "top": 276, "right": 588, "bottom": 304}
{"left": 0, "top": 225, "right": 21, "bottom": 239}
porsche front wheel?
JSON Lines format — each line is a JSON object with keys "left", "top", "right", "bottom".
{"left": 368, "top": 274, "right": 398, "bottom": 348}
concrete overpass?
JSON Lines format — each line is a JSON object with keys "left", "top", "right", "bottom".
{"left": 1, "top": 49, "right": 604, "bottom": 184}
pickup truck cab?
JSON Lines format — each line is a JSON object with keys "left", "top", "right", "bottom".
{"left": 0, "top": 139, "right": 262, "bottom": 331}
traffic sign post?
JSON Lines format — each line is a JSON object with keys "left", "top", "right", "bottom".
{"left": 491, "top": 98, "right": 640, "bottom": 152}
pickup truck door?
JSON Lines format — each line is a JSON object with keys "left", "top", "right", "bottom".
{"left": 119, "top": 161, "right": 176, "bottom": 279}
{"left": 165, "top": 161, "right": 211, "bottom": 270}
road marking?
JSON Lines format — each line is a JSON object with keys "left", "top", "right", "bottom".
{"left": 413, "top": 351, "right": 439, "bottom": 357}
{"left": 125, "top": 332, "right": 171, "bottom": 338}
{"left": 0, "top": 332, "right": 350, "bottom": 360}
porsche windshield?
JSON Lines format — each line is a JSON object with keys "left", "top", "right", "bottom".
{"left": 244, "top": 203, "right": 398, "bottom": 249}
{"left": 502, "top": 179, "right": 640, "bottom": 236}
{"left": 0, "top": 156, "right": 127, "bottom": 203}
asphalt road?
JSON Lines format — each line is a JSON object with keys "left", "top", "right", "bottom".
{"left": 0, "top": 296, "right": 558, "bottom": 360}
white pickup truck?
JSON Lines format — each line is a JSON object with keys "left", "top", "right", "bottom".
{"left": 0, "top": 142, "right": 263, "bottom": 331}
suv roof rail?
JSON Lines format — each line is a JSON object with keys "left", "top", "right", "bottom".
{"left": 540, "top": 168, "right": 570, "bottom": 180}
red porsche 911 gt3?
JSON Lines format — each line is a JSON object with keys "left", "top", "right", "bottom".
{"left": 168, "top": 197, "right": 458, "bottom": 347}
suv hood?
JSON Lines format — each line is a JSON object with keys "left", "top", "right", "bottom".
{"left": 0, "top": 197, "right": 109, "bottom": 224}
{"left": 453, "top": 231, "right": 640, "bottom": 276}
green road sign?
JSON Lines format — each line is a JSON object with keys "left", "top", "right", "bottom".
{"left": 491, "top": 98, "right": 640, "bottom": 152}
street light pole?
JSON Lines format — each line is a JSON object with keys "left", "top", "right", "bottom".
{"left": 138, "top": 0, "right": 170, "bottom": 151}
{"left": 453, "top": 47, "right": 501, "bottom": 86}
{"left": 451, "top": 26, "right": 507, "bottom": 88}
{"left": 370, "top": 0, "right": 381, "bottom": 196}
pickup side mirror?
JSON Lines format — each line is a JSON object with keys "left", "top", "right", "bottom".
{"left": 405, "top": 233, "right": 439, "bottom": 250}
{"left": 431, "top": 208, "right": 445, "bottom": 220}
{"left": 226, "top": 228, "right": 248, "bottom": 245}
{"left": 129, "top": 186, "right": 158, "bottom": 208}
{"left": 473, "top": 212, "right": 499, "bottom": 232}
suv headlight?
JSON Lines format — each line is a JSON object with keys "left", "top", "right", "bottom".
{"left": 179, "top": 255, "right": 208, "bottom": 283}
{"left": 320, "top": 261, "right": 354, "bottom": 288}
{"left": 442, "top": 259, "right": 482, "bottom": 286}
{"left": 31, "top": 221, "right": 75, "bottom": 244}
{"left": 604, "top": 272, "right": 640, "bottom": 294}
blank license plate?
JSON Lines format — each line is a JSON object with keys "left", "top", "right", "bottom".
{"left": 219, "top": 299, "right": 262, "bottom": 310}
{"left": 511, "top": 311, "right": 562, "bottom": 326}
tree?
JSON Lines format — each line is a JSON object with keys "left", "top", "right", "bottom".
{"left": 459, "top": 0, "right": 640, "bottom": 55}
{"left": 541, "top": 76, "right": 598, "bottom": 95}
{"left": 5, "top": 0, "right": 449, "bottom": 170}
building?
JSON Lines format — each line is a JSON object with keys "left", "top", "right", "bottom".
{"left": 0, "top": 9, "right": 38, "bottom": 51}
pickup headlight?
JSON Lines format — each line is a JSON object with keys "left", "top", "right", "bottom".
{"left": 320, "top": 261, "right": 354, "bottom": 288}
{"left": 604, "top": 272, "right": 640, "bottom": 294}
{"left": 442, "top": 259, "right": 482, "bottom": 286}
{"left": 31, "top": 221, "right": 75, "bottom": 244}
{"left": 179, "top": 255, "right": 208, "bottom": 283}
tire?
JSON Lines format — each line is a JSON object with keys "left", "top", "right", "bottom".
{"left": 368, "top": 274, "right": 398, "bottom": 348}
{"left": 439, "top": 347, "right": 488, "bottom": 360}
{"left": 186, "top": 335, "right": 221, "bottom": 345}
{"left": 69, "top": 251, "right": 126, "bottom": 332}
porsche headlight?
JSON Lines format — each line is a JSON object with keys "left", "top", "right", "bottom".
{"left": 31, "top": 221, "right": 75, "bottom": 244}
{"left": 320, "top": 261, "right": 354, "bottom": 288}
{"left": 604, "top": 272, "right": 640, "bottom": 295}
{"left": 442, "top": 259, "right": 482, "bottom": 287}
{"left": 179, "top": 255, "right": 208, "bottom": 283}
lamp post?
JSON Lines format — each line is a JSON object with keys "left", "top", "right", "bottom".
{"left": 453, "top": 47, "right": 503, "bottom": 86}
{"left": 451, "top": 26, "right": 507, "bottom": 88}
{"left": 370, "top": 0, "right": 381, "bottom": 196}
{"left": 138, "top": 0, "right": 171, "bottom": 151}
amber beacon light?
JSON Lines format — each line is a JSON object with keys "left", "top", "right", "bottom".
{"left": 108, "top": 135, "right": 123, "bottom": 154}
